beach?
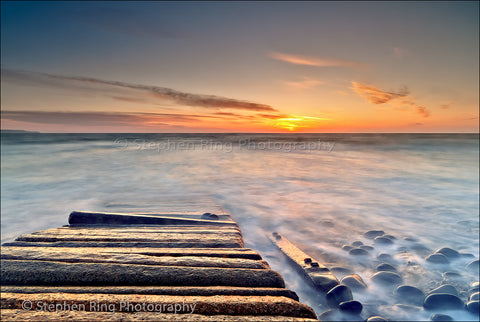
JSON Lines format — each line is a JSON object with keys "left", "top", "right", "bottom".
{"left": 1, "top": 133, "right": 479, "bottom": 321}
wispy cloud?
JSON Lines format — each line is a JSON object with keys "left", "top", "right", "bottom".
{"left": 440, "top": 102, "right": 452, "bottom": 109}
{"left": 283, "top": 77, "right": 325, "bottom": 90}
{"left": 351, "top": 81, "right": 430, "bottom": 117}
{"left": 3, "top": 69, "right": 276, "bottom": 112}
{"left": 270, "top": 52, "right": 366, "bottom": 68}
{"left": 1, "top": 110, "right": 207, "bottom": 127}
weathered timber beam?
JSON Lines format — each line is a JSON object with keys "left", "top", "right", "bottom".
{"left": 1, "top": 247, "right": 268, "bottom": 269}
{"left": 68, "top": 211, "right": 237, "bottom": 226}
{"left": 0, "top": 294, "right": 316, "bottom": 318}
{"left": 0, "top": 310, "right": 318, "bottom": 321}
{"left": 0, "top": 286, "right": 298, "bottom": 301}
{"left": 2, "top": 241, "right": 243, "bottom": 248}
{"left": 0, "top": 246, "right": 262, "bottom": 260}
{"left": 1, "top": 260, "right": 285, "bottom": 288}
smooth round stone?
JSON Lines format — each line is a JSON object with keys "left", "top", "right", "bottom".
{"left": 425, "top": 253, "right": 449, "bottom": 264}
{"left": 374, "top": 236, "right": 394, "bottom": 245}
{"left": 442, "top": 271, "right": 462, "bottom": 280}
{"left": 383, "top": 234, "right": 396, "bottom": 240}
{"left": 360, "top": 245, "right": 374, "bottom": 251}
{"left": 410, "top": 243, "right": 432, "bottom": 256}
{"left": 352, "top": 241, "right": 363, "bottom": 247}
{"left": 466, "top": 300, "right": 479, "bottom": 314}
{"left": 201, "top": 212, "right": 219, "bottom": 220}
{"left": 326, "top": 284, "right": 353, "bottom": 308}
{"left": 430, "top": 313, "right": 454, "bottom": 321}
{"left": 376, "top": 262, "right": 397, "bottom": 272}
{"left": 377, "top": 253, "right": 393, "bottom": 261}
{"left": 423, "top": 293, "right": 464, "bottom": 310}
{"left": 318, "top": 309, "right": 336, "bottom": 321}
{"left": 461, "top": 253, "right": 475, "bottom": 258}
{"left": 342, "top": 245, "right": 353, "bottom": 251}
{"left": 367, "top": 316, "right": 388, "bottom": 322}
{"left": 466, "top": 259, "right": 479, "bottom": 273}
{"left": 349, "top": 248, "right": 369, "bottom": 256}
{"left": 435, "top": 247, "right": 460, "bottom": 260}
{"left": 370, "top": 271, "right": 403, "bottom": 286}
{"left": 404, "top": 237, "right": 417, "bottom": 242}
{"left": 394, "top": 285, "right": 425, "bottom": 306}
{"left": 470, "top": 292, "right": 479, "bottom": 301}
{"left": 330, "top": 267, "right": 353, "bottom": 276}
{"left": 364, "top": 230, "right": 385, "bottom": 239}
{"left": 470, "top": 282, "right": 480, "bottom": 292}
{"left": 341, "top": 274, "right": 367, "bottom": 290}
{"left": 339, "top": 300, "right": 363, "bottom": 315}
{"left": 429, "top": 284, "right": 459, "bottom": 296}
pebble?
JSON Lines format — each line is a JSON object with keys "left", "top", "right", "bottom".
{"left": 470, "top": 292, "right": 479, "bottom": 301}
{"left": 461, "top": 253, "right": 475, "bottom": 258}
{"left": 341, "top": 274, "right": 367, "bottom": 290}
{"left": 349, "top": 248, "right": 369, "bottom": 256}
{"left": 394, "top": 285, "right": 425, "bottom": 306}
{"left": 466, "top": 300, "right": 479, "bottom": 314}
{"left": 423, "top": 293, "right": 464, "bottom": 310}
{"left": 410, "top": 243, "right": 432, "bottom": 256}
{"left": 374, "top": 236, "right": 394, "bottom": 245}
{"left": 367, "top": 316, "right": 388, "bottom": 322}
{"left": 377, "top": 253, "right": 393, "bottom": 261}
{"left": 470, "top": 282, "right": 480, "bottom": 293}
{"left": 425, "top": 253, "right": 449, "bottom": 264}
{"left": 201, "top": 212, "right": 219, "bottom": 220}
{"left": 330, "top": 267, "right": 353, "bottom": 276}
{"left": 442, "top": 271, "right": 462, "bottom": 280}
{"left": 430, "top": 313, "right": 454, "bottom": 321}
{"left": 376, "top": 263, "right": 397, "bottom": 272}
{"left": 466, "top": 259, "right": 479, "bottom": 273}
{"left": 364, "top": 230, "right": 385, "bottom": 239}
{"left": 429, "top": 284, "right": 459, "bottom": 296}
{"left": 383, "top": 234, "right": 396, "bottom": 240}
{"left": 342, "top": 245, "right": 353, "bottom": 252}
{"left": 326, "top": 284, "right": 353, "bottom": 308}
{"left": 360, "top": 245, "right": 374, "bottom": 251}
{"left": 352, "top": 241, "right": 363, "bottom": 247}
{"left": 370, "top": 271, "right": 403, "bottom": 286}
{"left": 434, "top": 247, "right": 460, "bottom": 260}
{"left": 339, "top": 300, "right": 363, "bottom": 315}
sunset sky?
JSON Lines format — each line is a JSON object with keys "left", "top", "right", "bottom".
{"left": 1, "top": 1, "right": 478, "bottom": 133}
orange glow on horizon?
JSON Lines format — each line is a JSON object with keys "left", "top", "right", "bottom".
{"left": 273, "top": 115, "right": 331, "bottom": 131}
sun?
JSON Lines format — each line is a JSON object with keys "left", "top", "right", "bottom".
{"left": 273, "top": 115, "right": 331, "bottom": 131}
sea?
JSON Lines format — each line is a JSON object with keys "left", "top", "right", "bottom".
{"left": 1, "top": 133, "right": 479, "bottom": 321}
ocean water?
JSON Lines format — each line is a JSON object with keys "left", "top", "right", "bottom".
{"left": 1, "top": 133, "right": 479, "bottom": 321}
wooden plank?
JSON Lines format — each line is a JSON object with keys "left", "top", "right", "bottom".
{"left": 2, "top": 241, "right": 243, "bottom": 248}
{"left": 68, "top": 211, "right": 237, "bottom": 226}
{"left": 269, "top": 232, "right": 339, "bottom": 292}
{"left": 0, "top": 246, "right": 262, "bottom": 260}
{"left": 1, "top": 260, "right": 285, "bottom": 288}
{"left": 0, "top": 310, "right": 318, "bottom": 321}
{"left": 15, "top": 232, "right": 243, "bottom": 245}
{"left": 1, "top": 247, "right": 268, "bottom": 269}
{"left": 0, "top": 286, "right": 298, "bottom": 301}
{"left": 33, "top": 227, "right": 242, "bottom": 235}
{"left": 0, "top": 294, "right": 317, "bottom": 319}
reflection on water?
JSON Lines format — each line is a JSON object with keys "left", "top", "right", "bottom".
{"left": 1, "top": 133, "right": 479, "bottom": 320}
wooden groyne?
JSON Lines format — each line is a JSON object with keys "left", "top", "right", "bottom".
{"left": 0, "top": 201, "right": 318, "bottom": 321}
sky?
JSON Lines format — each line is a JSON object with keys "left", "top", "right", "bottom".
{"left": 1, "top": 1, "right": 478, "bottom": 133}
